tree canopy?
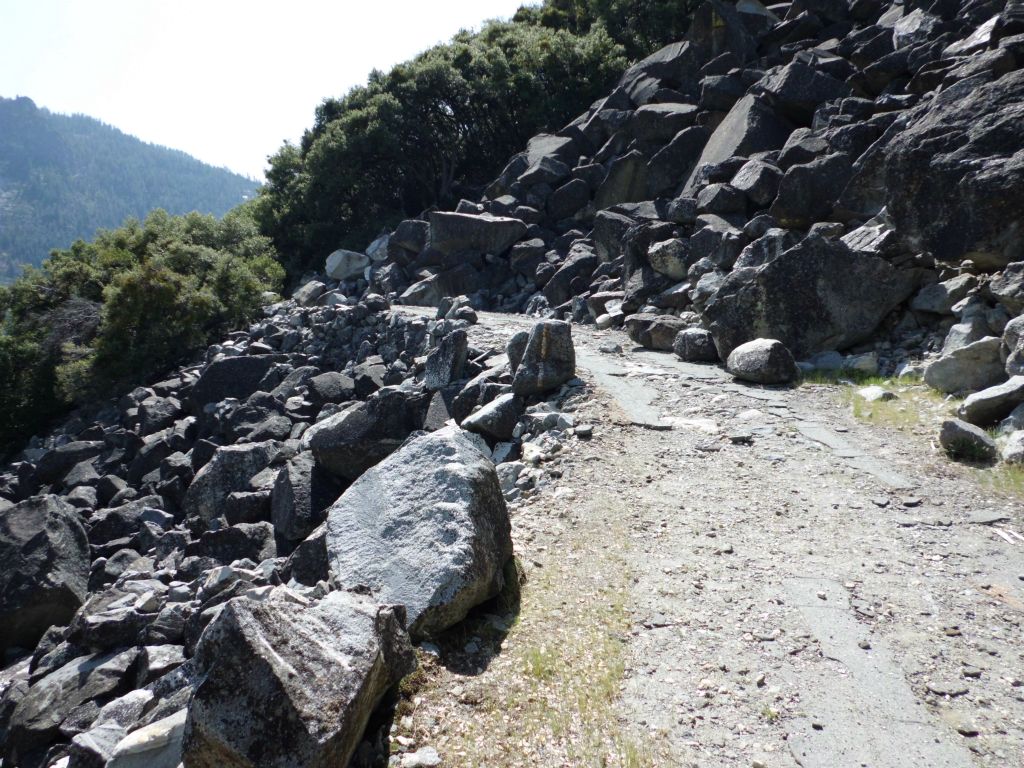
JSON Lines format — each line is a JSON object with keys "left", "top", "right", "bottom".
{"left": 0, "top": 206, "right": 282, "bottom": 455}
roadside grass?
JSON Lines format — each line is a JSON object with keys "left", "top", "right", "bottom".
{"left": 392, "top": 516, "right": 655, "bottom": 768}
{"left": 806, "top": 371, "right": 1024, "bottom": 499}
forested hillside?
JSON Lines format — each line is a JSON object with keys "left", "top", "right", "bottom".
{"left": 255, "top": 0, "right": 699, "bottom": 276}
{"left": 0, "top": 96, "right": 259, "bottom": 281}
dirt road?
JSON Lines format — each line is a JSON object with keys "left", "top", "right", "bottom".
{"left": 395, "top": 310, "right": 1024, "bottom": 768}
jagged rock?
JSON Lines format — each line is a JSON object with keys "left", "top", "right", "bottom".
{"left": 592, "top": 210, "right": 636, "bottom": 263}
{"left": 730, "top": 159, "right": 783, "bottom": 208}
{"left": 685, "top": 94, "right": 793, "bottom": 192}
{"left": 911, "top": 275, "right": 978, "bottom": 314}
{"left": 595, "top": 151, "right": 649, "bottom": 209}
{"left": 5, "top": 648, "right": 138, "bottom": 767}
{"left": 305, "top": 388, "right": 429, "bottom": 481}
{"left": 647, "top": 239, "right": 691, "bottom": 281}
{"left": 399, "top": 264, "right": 483, "bottom": 307}
{"left": 625, "top": 314, "right": 687, "bottom": 351}
{"left": 511, "top": 321, "right": 576, "bottom": 397}
{"left": 631, "top": 103, "right": 698, "bottom": 143}
{"left": 543, "top": 244, "right": 598, "bottom": 306}
{"left": 869, "top": 70, "right": 1024, "bottom": 270}
{"left": 271, "top": 452, "right": 342, "bottom": 547}
{"left": 617, "top": 41, "right": 699, "bottom": 105}
{"left": 1002, "top": 430, "right": 1024, "bottom": 464}
{"left": 183, "top": 442, "right": 279, "bottom": 525}
{"left": 956, "top": 376, "right": 1024, "bottom": 426}
{"left": 0, "top": 495, "right": 89, "bottom": 655}
{"left": 183, "top": 591, "right": 415, "bottom": 768}
{"left": 185, "top": 522, "right": 276, "bottom": 564}
{"left": 673, "top": 328, "right": 719, "bottom": 362}
{"left": 391, "top": 220, "right": 429, "bottom": 253}
{"left": 325, "top": 426, "right": 512, "bottom": 638}
{"left": 424, "top": 330, "right": 468, "bottom": 390}
{"left": 769, "top": 153, "right": 853, "bottom": 229}
{"left": 547, "top": 178, "right": 590, "bottom": 221}
{"left": 427, "top": 211, "right": 526, "bottom": 256}
{"left": 939, "top": 419, "right": 998, "bottom": 462}
{"left": 924, "top": 337, "right": 1006, "bottom": 394}
{"left": 190, "top": 355, "right": 283, "bottom": 409}
{"left": 704, "top": 235, "right": 918, "bottom": 359}
{"left": 325, "top": 249, "right": 370, "bottom": 280}
{"left": 696, "top": 183, "right": 746, "bottom": 215}
{"left": 461, "top": 393, "right": 523, "bottom": 442}
{"left": 33, "top": 441, "right": 104, "bottom": 485}
{"left": 726, "top": 338, "right": 798, "bottom": 385}
{"left": 293, "top": 281, "right": 325, "bottom": 307}
{"left": 759, "top": 61, "right": 852, "bottom": 125}
{"left": 733, "top": 228, "right": 800, "bottom": 270}
{"left": 989, "top": 262, "right": 1024, "bottom": 314}
{"left": 646, "top": 126, "right": 709, "bottom": 197}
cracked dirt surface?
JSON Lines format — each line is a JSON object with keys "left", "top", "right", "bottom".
{"left": 393, "top": 310, "right": 1024, "bottom": 768}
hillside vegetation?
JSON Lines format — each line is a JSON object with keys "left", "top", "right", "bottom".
{"left": 255, "top": 0, "right": 699, "bottom": 275}
{"left": 0, "top": 96, "right": 259, "bottom": 280}
{"left": 0, "top": 207, "right": 282, "bottom": 453}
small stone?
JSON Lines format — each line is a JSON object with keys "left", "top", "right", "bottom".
{"left": 870, "top": 497, "right": 890, "bottom": 508}
{"left": 902, "top": 497, "right": 922, "bottom": 508}
{"left": 927, "top": 680, "right": 969, "bottom": 697}
{"left": 857, "top": 385, "right": 897, "bottom": 402}
{"left": 575, "top": 424, "right": 594, "bottom": 439}
{"left": 401, "top": 746, "right": 443, "bottom": 767}
{"left": 858, "top": 639, "right": 871, "bottom": 650}
{"left": 816, "top": 591, "right": 827, "bottom": 601}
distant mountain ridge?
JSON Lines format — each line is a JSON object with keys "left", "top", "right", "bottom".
{"left": 0, "top": 96, "right": 259, "bottom": 280}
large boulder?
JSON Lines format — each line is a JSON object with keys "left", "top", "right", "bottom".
{"left": 726, "top": 339, "right": 798, "bottom": 385}
{"left": 0, "top": 495, "right": 90, "bottom": 655}
{"left": 183, "top": 442, "right": 279, "bottom": 525}
{"left": 325, "top": 249, "right": 370, "bottom": 280}
{"left": 304, "top": 388, "right": 429, "bottom": 481}
{"left": 190, "top": 355, "right": 284, "bottom": 409}
{"left": 862, "top": 70, "right": 1024, "bottom": 270}
{"left": 325, "top": 427, "right": 512, "bottom": 639}
{"left": 595, "top": 151, "right": 649, "bottom": 209}
{"left": 924, "top": 337, "right": 1006, "bottom": 394}
{"left": 427, "top": 211, "right": 527, "bottom": 256}
{"left": 684, "top": 94, "right": 793, "bottom": 193}
{"left": 758, "top": 61, "right": 852, "bottom": 125}
{"left": 511, "top": 321, "right": 576, "bottom": 397}
{"left": 957, "top": 376, "right": 1024, "bottom": 426}
{"left": 183, "top": 591, "right": 415, "bottom": 768}
{"left": 272, "top": 452, "right": 342, "bottom": 547}
{"left": 703, "top": 235, "right": 918, "bottom": 359}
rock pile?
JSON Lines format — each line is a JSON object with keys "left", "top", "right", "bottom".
{"left": 0, "top": 286, "right": 581, "bottom": 767}
{"left": 327, "top": 0, "right": 1024, "bottom": 460}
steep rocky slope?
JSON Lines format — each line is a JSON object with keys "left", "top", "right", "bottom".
{"left": 3, "top": 1, "right": 1024, "bottom": 767}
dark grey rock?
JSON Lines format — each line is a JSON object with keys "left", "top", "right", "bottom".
{"left": 271, "top": 452, "right": 342, "bottom": 546}
{"left": 183, "top": 591, "right": 415, "bottom": 768}
{"left": 427, "top": 211, "right": 527, "bottom": 256}
{"left": 704, "top": 235, "right": 919, "bottom": 359}
{"left": 183, "top": 442, "right": 279, "bottom": 525}
{"left": 0, "top": 496, "right": 89, "bottom": 655}
{"left": 305, "top": 389, "right": 429, "bottom": 481}
{"left": 511, "top": 321, "right": 576, "bottom": 397}
{"left": 939, "top": 419, "right": 998, "bottom": 461}
{"left": 190, "top": 356, "right": 283, "bottom": 410}
{"left": 461, "top": 394, "right": 524, "bottom": 442}
{"left": 673, "top": 328, "right": 719, "bottom": 362}
{"left": 424, "top": 330, "right": 468, "bottom": 391}
{"left": 957, "top": 376, "right": 1024, "bottom": 426}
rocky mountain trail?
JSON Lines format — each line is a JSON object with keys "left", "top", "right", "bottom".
{"left": 389, "top": 310, "right": 1024, "bottom": 767}
{"left": 4, "top": 0, "right": 1024, "bottom": 766}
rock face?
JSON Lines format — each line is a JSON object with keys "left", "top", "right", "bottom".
{"left": 325, "top": 427, "right": 512, "bottom": 639}
{"left": 704, "top": 236, "right": 919, "bottom": 359}
{"left": 0, "top": 495, "right": 90, "bottom": 654}
{"left": 512, "top": 321, "right": 576, "bottom": 397}
{"left": 870, "top": 71, "right": 1024, "bottom": 271}
{"left": 726, "top": 338, "right": 798, "bottom": 385}
{"left": 183, "top": 591, "right": 415, "bottom": 768}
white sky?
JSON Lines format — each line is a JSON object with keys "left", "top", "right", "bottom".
{"left": 0, "top": 1, "right": 528, "bottom": 180}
